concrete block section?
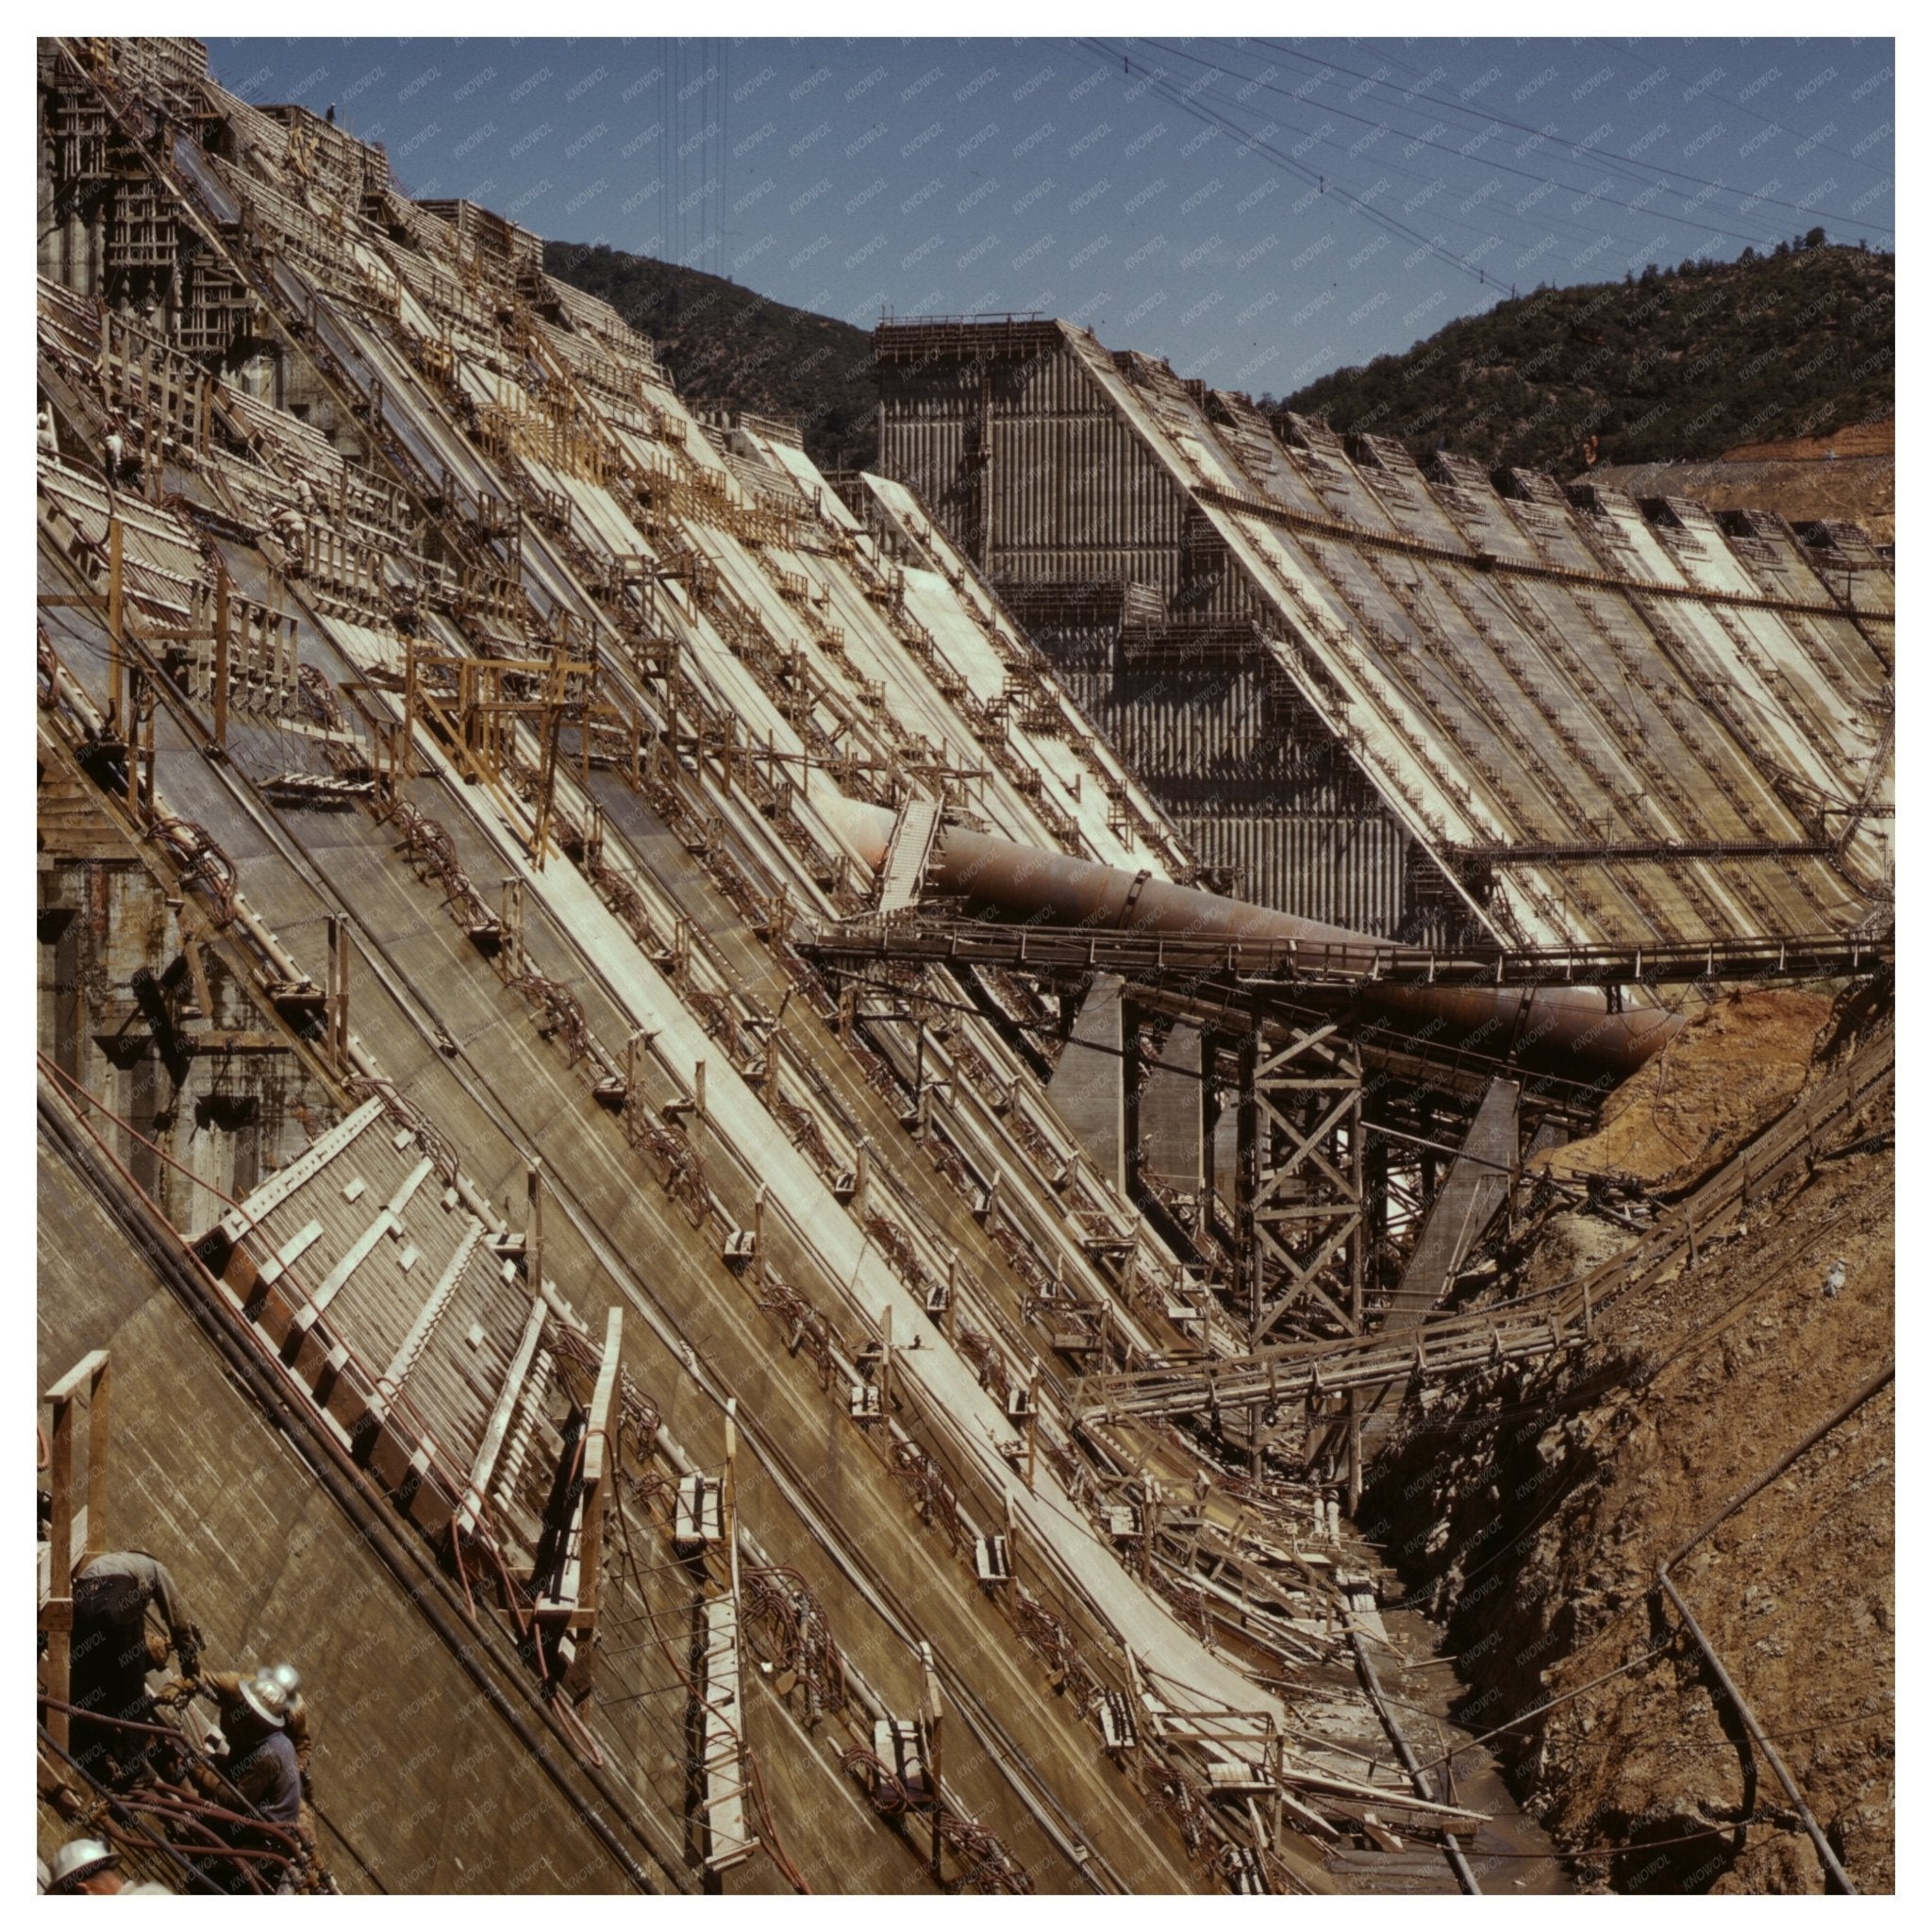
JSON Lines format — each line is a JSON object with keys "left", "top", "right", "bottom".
{"left": 1138, "top": 1020, "right": 1204, "bottom": 1193}
{"left": 1047, "top": 973, "right": 1125, "bottom": 1195}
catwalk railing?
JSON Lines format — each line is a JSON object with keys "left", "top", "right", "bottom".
{"left": 799, "top": 916, "right": 1893, "bottom": 991}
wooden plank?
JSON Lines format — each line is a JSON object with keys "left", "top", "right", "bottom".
{"left": 256, "top": 1218, "right": 325, "bottom": 1288}
{"left": 382, "top": 1155, "right": 435, "bottom": 1223}
{"left": 574, "top": 1307, "right": 623, "bottom": 1628}
{"left": 220, "top": 1098, "right": 383, "bottom": 1239}
{"left": 44, "top": 1349, "right": 108, "bottom": 1404}
{"left": 458, "top": 1297, "right": 547, "bottom": 1535}
{"left": 380, "top": 1223, "right": 483, "bottom": 1396}
{"left": 297, "top": 1208, "right": 400, "bottom": 1324}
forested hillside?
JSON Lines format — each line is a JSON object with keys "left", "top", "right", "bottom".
{"left": 1279, "top": 242, "right": 1892, "bottom": 473}
{"left": 545, "top": 240, "right": 876, "bottom": 474}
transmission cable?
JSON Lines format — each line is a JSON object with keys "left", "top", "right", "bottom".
{"left": 1250, "top": 36, "right": 1893, "bottom": 236}
{"left": 1126, "top": 38, "right": 1878, "bottom": 259}
{"left": 1074, "top": 39, "right": 1491, "bottom": 293}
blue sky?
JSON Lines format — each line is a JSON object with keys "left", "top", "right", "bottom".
{"left": 204, "top": 35, "right": 1895, "bottom": 395}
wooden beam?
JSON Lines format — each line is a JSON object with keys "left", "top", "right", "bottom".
{"left": 212, "top": 558, "right": 229, "bottom": 753}
{"left": 575, "top": 1307, "right": 624, "bottom": 1629}
{"left": 458, "top": 1295, "right": 547, "bottom": 1537}
{"left": 107, "top": 518, "right": 124, "bottom": 731}
{"left": 296, "top": 1209, "right": 400, "bottom": 1327}
{"left": 83, "top": 1358, "right": 111, "bottom": 1568}
{"left": 380, "top": 1224, "right": 482, "bottom": 1396}
{"left": 45, "top": 1349, "right": 110, "bottom": 1404}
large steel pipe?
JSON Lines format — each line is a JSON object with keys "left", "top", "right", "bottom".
{"left": 836, "top": 802, "right": 1681, "bottom": 1083}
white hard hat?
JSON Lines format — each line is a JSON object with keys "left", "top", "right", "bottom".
{"left": 238, "top": 1668, "right": 290, "bottom": 1728}
{"left": 49, "top": 1839, "right": 120, "bottom": 1890}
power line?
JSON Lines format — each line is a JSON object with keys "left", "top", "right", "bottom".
{"left": 1249, "top": 36, "right": 1893, "bottom": 237}
{"left": 1126, "top": 38, "right": 1759, "bottom": 267}
{"left": 1075, "top": 39, "right": 1495, "bottom": 294}
{"left": 1589, "top": 38, "right": 1896, "bottom": 192}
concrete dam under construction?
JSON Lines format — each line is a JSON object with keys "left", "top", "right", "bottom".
{"left": 36, "top": 35, "right": 1893, "bottom": 1898}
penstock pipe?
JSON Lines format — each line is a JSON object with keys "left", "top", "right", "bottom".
{"left": 834, "top": 801, "right": 1682, "bottom": 1085}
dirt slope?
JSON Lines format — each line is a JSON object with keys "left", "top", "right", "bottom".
{"left": 1536, "top": 989, "right": 1832, "bottom": 1191}
{"left": 1365, "top": 1009, "right": 1894, "bottom": 1893}
{"left": 1584, "top": 456, "right": 1892, "bottom": 545}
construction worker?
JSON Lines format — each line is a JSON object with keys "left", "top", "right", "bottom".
{"left": 69, "top": 1550, "right": 201, "bottom": 1782}
{"left": 46, "top": 1838, "right": 123, "bottom": 1894}
{"left": 186, "top": 1668, "right": 307, "bottom": 1894}
{"left": 38, "top": 405, "right": 59, "bottom": 458}
{"left": 103, "top": 416, "right": 125, "bottom": 490}
{"left": 217, "top": 1671, "right": 303, "bottom": 1824}
{"left": 203, "top": 1660, "right": 314, "bottom": 1790}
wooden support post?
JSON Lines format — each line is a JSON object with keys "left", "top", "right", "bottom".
{"left": 723, "top": 1395, "right": 740, "bottom": 1587}
{"left": 77, "top": 1354, "right": 110, "bottom": 1564}
{"left": 134, "top": 672, "right": 154, "bottom": 815}
{"left": 693, "top": 1058, "right": 707, "bottom": 1124}
{"left": 526, "top": 1158, "right": 544, "bottom": 1295}
{"left": 921, "top": 1641, "right": 943, "bottom": 1884}
{"left": 1024, "top": 1370, "right": 1039, "bottom": 1491}
{"left": 107, "top": 517, "right": 125, "bottom": 733}
{"left": 402, "top": 640, "right": 418, "bottom": 777}
{"left": 945, "top": 1251, "right": 959, "bottom": 1346}
{"left": 41, "top": 1352, "right": 110, "bottom": 1755}
{"left": 626, "top": 1029, "right": 644, "bottom": 1124}
{"left": 43, "top": 1389, "right": 74, "bottom": 1753}
{"left": 879, "top": 1304, "right": 893, "bottom": 1420}
{"left": 763, "top": 1021, "right": 782, "bottom": 1102}
{"left": 325, "top": 914, "right": 351, "bottom": 1065}
{"left": 753, "top": 1186, "right": 767, "bottom": 1290}
{"left": 575, "top": 1307, "right": 623, "bottom": 1640}
{"left": 854, "top": 1141, "right": 870, "bottom": 1219}
{"left": 501, "top": 878, "right": 524, "bottom": 976}
{"left": 212, "top": 558, "right": 230, "bottom": 754}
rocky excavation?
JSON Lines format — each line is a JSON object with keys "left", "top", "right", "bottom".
{"left": 1365, "top": 986, "right": 1894, "bottom": 1893}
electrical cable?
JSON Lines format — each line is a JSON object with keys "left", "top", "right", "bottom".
{"left": 1126, "top": 37, "right": 1813, "bottom": 265}
{"left": 1250, "top": 37, "right": 1894, "bottom": 233}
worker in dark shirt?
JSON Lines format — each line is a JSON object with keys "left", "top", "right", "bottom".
{"left": 189, "top": 1668, "right": 305, "bottom": 1892}
{"left": 215, "top": 1671, "right": 303, "bottom": 1828}
{"left": 203, "top": 1662, "right": 313, "bottom": 1787}
{"left": 68, "top": 1550, "right": 200, "bottom": 1782}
